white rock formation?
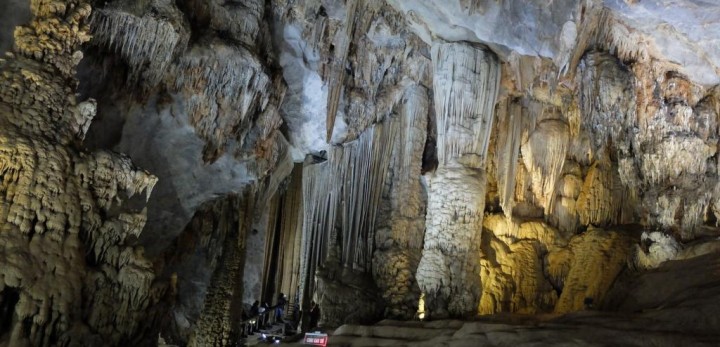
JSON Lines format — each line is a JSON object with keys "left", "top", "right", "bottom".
{"left": 417, "top": 41, "right": 500, "bottom": 317}
{"left": 5, "top": 0, "right": 720, "bottom": 344}
{"left": 635, "top": 231, "right": 682, "bottom": 270}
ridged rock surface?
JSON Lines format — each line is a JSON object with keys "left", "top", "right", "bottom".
{"left": 1, "top": 0, "right": 720, "bottom": 345}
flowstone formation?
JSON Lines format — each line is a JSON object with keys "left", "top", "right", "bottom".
{"left": 278, "top": 0, "right": 435, "bottom": 324}
{"left": 3, "top": 0, "right": 720, "bottom": 345}
{"left": 0, "top": 1, "right": 160, "bottom": 346}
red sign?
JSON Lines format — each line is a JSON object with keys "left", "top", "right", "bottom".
{"left": 303, "top": 332, "right": 328, "bottom": 346}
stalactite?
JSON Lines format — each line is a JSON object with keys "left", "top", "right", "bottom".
{"left": 594, "top": 9, "right": 652, "bottom": 65}
{"left": 204, "top": 0, "right": 264, "bottom": 47}
{"left": 576, "top": 160, "right": 614, "bottom": 226}
{"left": 172, "top": 43, "right": 273, "bottom": 162}
{"left": 276, "top": 165, "right": 304, "bottom": 306}
{"left": 90, "top": 7, "right": 187, "bottom": 86}
{"left": 431, "top": 41, "right": 501, "bottom": 167}
{"left": 418, "top": 41, "right": 500, "bottom": 317}
{"left": 326, "top": 0, "right": 359, "bottom": 141}
{"left": 639, "top": 138, "right": 714, "bottom": 187}
{"left": 495, "top": 98, "right": 523, "bottom": 218}
{"left": 577, "top": 49, "right": 718, "bottom": 238}
{"left": 336, "top": 120, "right": 398, "bottom": 271}
{"left": 257, "top": 134, "right": 294, "bottom": 204}
{"left": 520, "top": 119, "right": 570, "bottom": 214}
{"left": 298, "top": 117, "right": 398, "bottom": 311}
{"left": 261, "top": 192, "right": 283, "bottom": 303}
{"left": 372, "top": 85, "right": 429, "bottom": 318}
{"left": 577, "top": 52, "right": 636, "bottom": 159}
{"left": 298, "top": 157, "right": 335, "bottom": 309}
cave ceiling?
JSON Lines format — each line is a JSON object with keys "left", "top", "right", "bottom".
{"left": 1, "top": 0, "right": 720, "bottom": 346}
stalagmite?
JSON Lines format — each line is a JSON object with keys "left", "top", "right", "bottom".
{"left": 554, "top": 228, "right": 633, "bottom": 313}
{"left": 478, "top": 216, "right": 565, "bottom": 314}
{"left": 634, "top": 231, "right": 682, "bottom": 270}
{"left": 189, "top": 193, "right": 252, "bottom": 347}
{"left": 551, "top": 165, "right": 583, "bottom": 233}
{"left": 418, "top": 41, "right": 500, "bottom": 317}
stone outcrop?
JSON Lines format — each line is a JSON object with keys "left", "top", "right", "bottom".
{"left": 3, "top": 0, "right": 720, "bottom": 345}
{"left": 0, "top": 1, "right": 161, "bottom": 345}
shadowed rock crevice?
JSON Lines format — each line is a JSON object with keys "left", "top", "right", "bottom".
{"left": 2, "top": 0, "right": 720, "bottom": 346}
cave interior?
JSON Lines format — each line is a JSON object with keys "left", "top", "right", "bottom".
{"left": 1, "top": 0, "right": 720, "bottom": 346}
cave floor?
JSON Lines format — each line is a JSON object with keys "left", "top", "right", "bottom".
{"left": 268, "top": 252, "right": 720, "bottom": 346}
{"left": 323, "top": 313, "right": 720, "bottom": 346}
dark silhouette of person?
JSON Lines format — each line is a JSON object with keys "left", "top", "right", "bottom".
{"left": 309, "top": 301, "right": 321, "bottom": 330}
{"left": 276, "top": 293, "right": 287, "bottom": 322}
{"left": 250, "top": 300, "right": 260, "bottom": 317}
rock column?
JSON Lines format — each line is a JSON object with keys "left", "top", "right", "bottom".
{"left": 416, "top": 42, "right": 500, "bottom": 317}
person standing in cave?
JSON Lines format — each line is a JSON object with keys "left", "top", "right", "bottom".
{"left": 250, "top": 301, "right": 260, "bottom": 317}
{"left": 246, "top": 301, "right": 260, "bottom": 334}
{"left": 276, "top": 293, "right": 287, "bottom": 323}
{"left": 259, "top": 302, "right": 269, "bottom": 328}
{"left": 309, "top": 301, "right": 321, "bottom": 330}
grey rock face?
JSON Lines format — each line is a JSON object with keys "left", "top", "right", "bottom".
{"left": 4, "top": 0, "right": 720, "bottom": 345}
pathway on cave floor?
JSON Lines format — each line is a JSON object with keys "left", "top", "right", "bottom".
{"left": 234, "top": 311, "right": 720, "bottom": 346}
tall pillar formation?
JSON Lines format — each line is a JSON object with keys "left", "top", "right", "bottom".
{"left": 416, "top": 41, "right": 501, "bottom": 317}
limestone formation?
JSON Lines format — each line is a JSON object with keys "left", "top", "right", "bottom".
{"left": 0, "top": 1, "right": 161, "bottom": 346}
{"left": 373, "top": 85, "right": 429, "bottom": 319}
{"left": 553, "top": 228, "right": 633, "bottom": 313}
{"left": 2, "top": 0, "right": 720, "bottom": 345}
{"left": 90, "top": 0, "right": 188, "bottom": 87}
{"left": 417, "top": 41, "right": 500, "bottom": 317}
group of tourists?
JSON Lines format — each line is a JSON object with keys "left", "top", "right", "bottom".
{"left": 240, "top": 292, "right": 322, "bottom": 338}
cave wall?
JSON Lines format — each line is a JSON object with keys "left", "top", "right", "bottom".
{"left": 2, "top": 0, "right": 720, "bottom": 345}
{"left": 0, "top": 1, "right": 162, "bottom": 346}
{"left": 0, "top": 0, "right": 31, "bottom": 55}
{"left": 280, "top": 0, "right": 720, "bottom": 324}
